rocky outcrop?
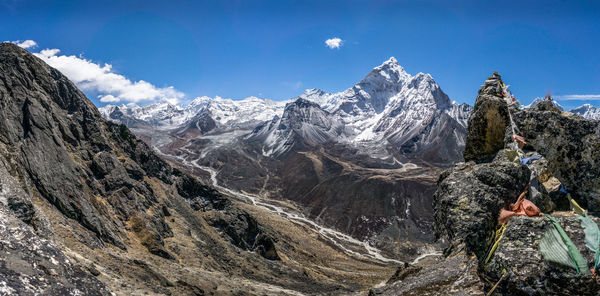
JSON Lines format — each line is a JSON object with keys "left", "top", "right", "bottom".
{"left": 206, "top": 210, "right": 280, "bottom": 260}
{"left": 463, "top": 72, "right": 511, "bottom": 162}
{"left": 512, "top": 107, "right": 600, "bottom": 211}
{"left": 370, "top": 245, "right": 484, "bottom": 295}
{"left": 530, "top": 100, "right": 562, "bottom": 113}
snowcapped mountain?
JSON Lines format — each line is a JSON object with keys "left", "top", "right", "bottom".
{"left": 571, "top": 104, "right": 600, "bottom": 120}
{"left": 185, "top": 96, "right": 288, "bottom": 129}
{"left": 99, "top": 99, "right": 187, "bottom": 128}
{"left": 248, "top": 99, "right": 346, "bottom": 156}
{"left": 249, "top": 57, "right": 473, "bottom": 163}
{"left": 99, "top": 96, "right": 288, "bottom": 131}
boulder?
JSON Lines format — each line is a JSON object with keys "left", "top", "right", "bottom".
{"left": 433, "top": 158, "right": 530, "bottom": 258}
{"left": 486, "top": 214, "right": 600, "bottom": 295}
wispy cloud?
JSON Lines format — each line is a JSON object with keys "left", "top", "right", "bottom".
{"left": 283, "top": 81, "right": 303, "bottom": 90}
{"left": 555, "top": 94, "right": 600, "bottom": 101}
{"left": 325, "top": 37, "right": 343, "bottom": 49}
{"left": 32, "top": 46, "right": 184, "bottom": 104}
{"left": 7, "top": 40, "right": 37, "bottom": 49}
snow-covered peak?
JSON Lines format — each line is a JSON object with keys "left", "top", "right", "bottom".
{"left": 303, "top": 57, "right": 415, "bottom": 117}
{"left": 383, "top": 56, "right": 398, "bottom": 65}
{"left": 375, "top": 57, "right": 405, "bottom": 74}
{"left": 296, "top": 88, "right": 330, "bottom": 108}
{"left": 187, "top": 96, "right": 213, "bottom": 110}
{"left": 571, "top": 104, "right": 600, "bottom": 120}
{"left": 359, "top": 57, "right": 410, "bottom": 88}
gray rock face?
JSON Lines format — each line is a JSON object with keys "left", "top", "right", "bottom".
{"left": 0, "top": 210, "right": 111, "bottom": 296}
{"left": 433, "top": 158, "right": 530, "bottom": 258}
{"left": 463, "top": 72, "right": 511, "bottom": 162}
{"left": 487, "top": 215, "right": 600, "bottom": 295}
{"left": 370, "top": 246, "right": 484, "bottom": 296}
{"left": 512, "top": 108, "right": 600, "bottom": 211}
{"left": 0, "top": 151, "right": 110, "bottom": 295}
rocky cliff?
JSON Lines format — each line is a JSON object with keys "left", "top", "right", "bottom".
{"left": 372, "top": 72, "right": 600, "bottom": 295}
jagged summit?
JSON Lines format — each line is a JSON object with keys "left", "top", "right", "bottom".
{"left": 571, "top": 103, "right": 600, "bottom": 120}
{"left": 370, "top": 56, "right": 407, "bottom": 76}
{"left": 384, "top": 56, "right": 398, "bottom": 64}
{"left": 357, "top": 57, "right": 410, "bottom": 98}
{"left": 243, "top": 59, "right": 471, "bottom": 164}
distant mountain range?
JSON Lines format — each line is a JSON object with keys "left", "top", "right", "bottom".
{"left": 101, "top": 57, "right": 474, "bottom": 165}
{"left": 99, "top": 96, "right": 287, "bottom": 131}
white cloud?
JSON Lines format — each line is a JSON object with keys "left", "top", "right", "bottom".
{"left": 283, "top": 81, "right": 303, "bottom": 90}
{"left": 31, "top": 46, "right": 184, "bottom": 104}
{"left": 99, "top": 95, "right": 119, "bottom": 103}
{"left": 325, "top": 37, "right": 343, "bottom": 49}
{"left": 7, "top": 40, "right": 37, "bottom": 49}
{"left": 555, "top": 94, "right": 600, "bottom": 101}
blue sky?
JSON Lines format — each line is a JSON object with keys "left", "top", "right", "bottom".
{"left": 1, "top": 0, "right": 599, "bottom": 109}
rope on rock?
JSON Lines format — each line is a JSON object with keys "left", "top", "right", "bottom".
{"left": 486, "top": 270, "right": 508, "bottom": 296}
{"left": 485, "top": 223, "right": 508, "bottom": 265}
{"left": 501, "top": 83, "right": 519, "bottom": 141}
{"left": 499, "top": 82, "right": 529, "bottom": 153}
